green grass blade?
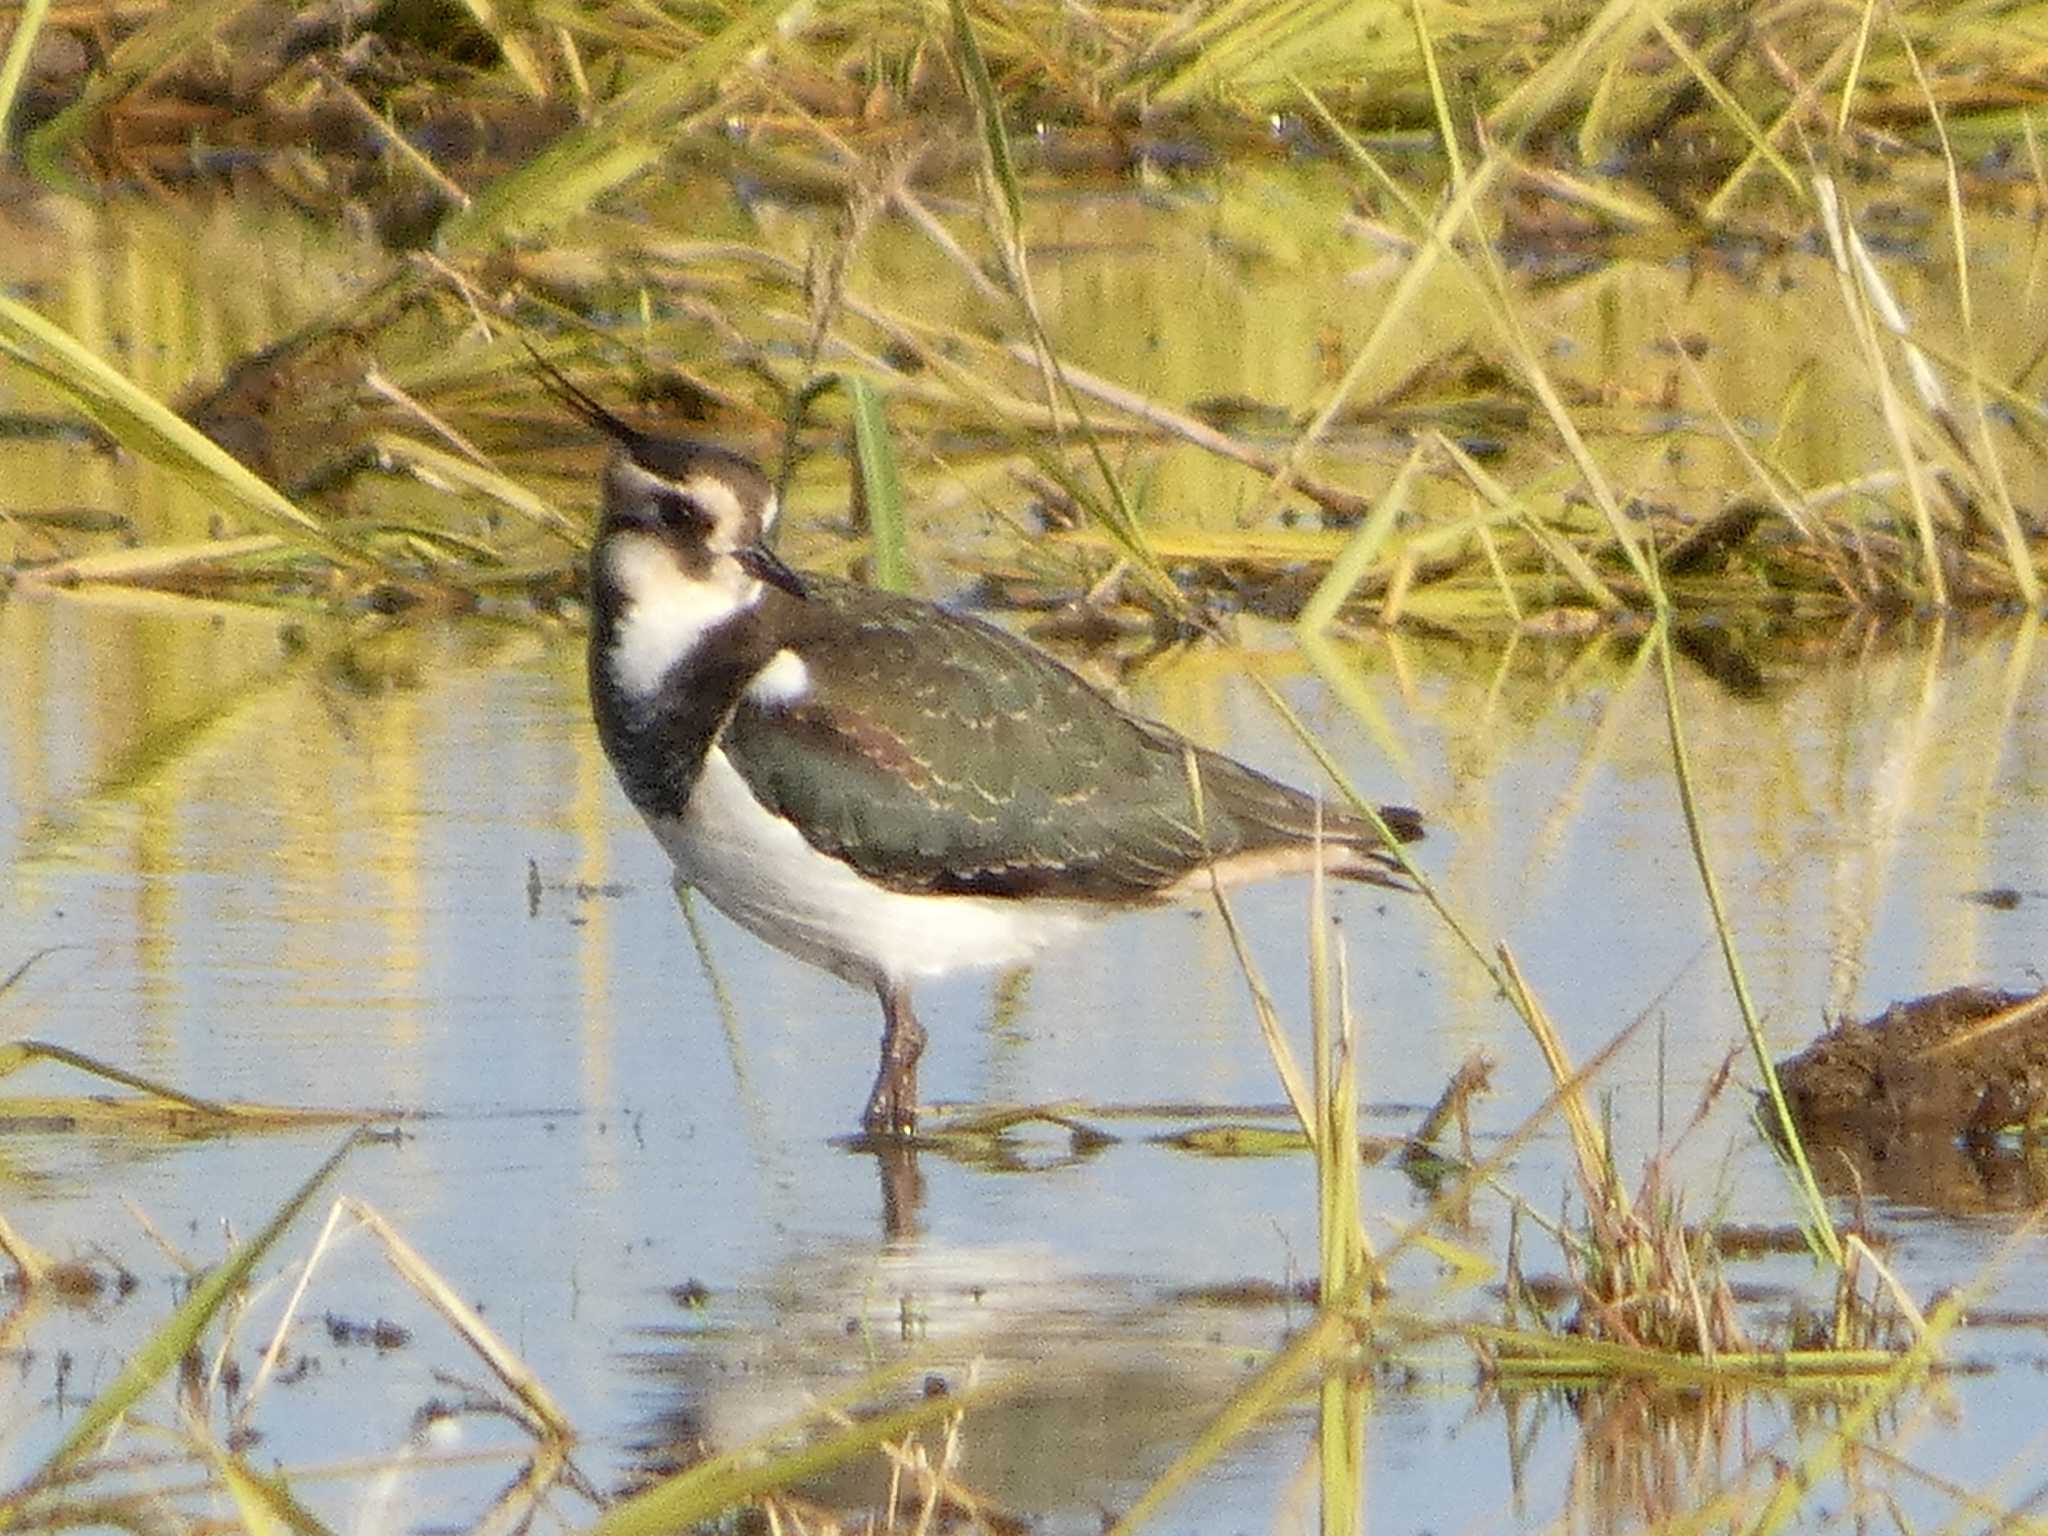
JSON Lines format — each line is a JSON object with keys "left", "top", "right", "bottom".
{"left": 1576, "top": 53, "right": 1623, "bottom": 165}
{"left": 0, "top": 1039, "right": 227, "bottom": 1115}
{"left": 585, "top": 1378, "right": 1016, "bottom": 1536}
{"left": 14, "top": 535, "right": 288, "bottom": 590}
{"left": 1486, "top": 0, "right": 1650, "bottom": 142}
{"left": 845, "top": 376, "right": 911, "bottom": 593}
{"left": 1108, "top": 1301, "right": 1354, "bottom": 1536}
{"left": 0, "top": 1208, "right": 52, "bottom": 1287}
{"left": 1835, "top": 0, "right": 1881, "bottom": 137}
{"left": 1645, "top": 14, "right": 1803, "bottom": 202}
{"left": 442, "top": 0, "right": 796, "bottom": 248}
{"left": 202, "top": 1442, "right": 338, "bottom": 1536}
{"left": 369, "top": 433, "right": 588, "bottom": 549}
{"left": 950, "top": 0, "right": 1022, "bottom": 230}
{"left": 1318, "top": 1373, "right": 1365, "bottom": 1536}
{"left": 1264, "top": 152, "right": 1504, "bottom": 517}
{"left": 1125, "top": 997, "right": 1658, "bottom": 1535}
{"left": 1433, "top": 435, "right": 1621, "bottom": 611}
{"left": 1409, "top": 0, "right": 1463, "bottom": 186}
{"left": 1296, "top": 442, "right": 1427, "bottom": 634}
{"left": 1812, "top": 175, "right": 1949, "bottom": 606}
{"left": 1293, "top": 78, "right": 1430, "bottom": 228}
{"left": 0, "top": 295, "right": 367, "bottom": 569}
{"left": 1471, "top": 1326, "right": 1898, "bottom": 1383}
{"left": 1740, "top": 1210, "right": 2048, "bottom": 1536}
{"left": 1653, "top": 622, "right": 1840, "bottom": 1266}
{"left": 0, "top": 0, "right": 50, "bottom": 155}
{"left": 1704, "top": 30, "right": 1854, "bottom": 225}
{"left": 35, "top": 1130, "right": 365, "bottom": 1471}
{"left": 453, "top": 0, "right": 547, "bottom": 98}
{"left": 945, "top": 0, "right": 1177, "bottom": 608}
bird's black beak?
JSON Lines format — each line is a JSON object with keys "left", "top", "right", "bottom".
{"left": 737, "top": 540, "right": 809, "bottom": 600}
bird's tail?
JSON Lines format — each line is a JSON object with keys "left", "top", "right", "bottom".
{"left": 1183, "top": 744, "right": 1423, "bottom": 893}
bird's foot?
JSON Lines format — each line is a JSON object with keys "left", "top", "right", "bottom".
{"left": 860, "top": 1065, "right": 919, "bottom": 1140}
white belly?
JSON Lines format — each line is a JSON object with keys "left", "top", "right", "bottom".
{"left": 647, "top": 747, "right": 1099, "bottom": 988}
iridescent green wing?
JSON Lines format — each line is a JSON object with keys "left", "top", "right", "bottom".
{"left": 721, "top": 582, "right": 1246, "bottom": 899}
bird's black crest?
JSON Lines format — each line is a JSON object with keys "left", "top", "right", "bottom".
{"left": 524, "top": 340, "right": 647, "bottom": 451}
{"left": 524, "top": 340, "right": 770, "bottom": 486}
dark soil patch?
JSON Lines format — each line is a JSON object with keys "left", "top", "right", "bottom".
{"left": 1777, "top": 985, "right": 2048, "bottom": 1138}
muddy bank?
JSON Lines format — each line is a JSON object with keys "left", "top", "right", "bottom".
{"left": 1779, "top": 986, "right": 2048, "bottom": 1139}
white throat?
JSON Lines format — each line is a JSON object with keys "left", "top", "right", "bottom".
{"left": 604, "top": 534, "right": 762, "bottom": 703}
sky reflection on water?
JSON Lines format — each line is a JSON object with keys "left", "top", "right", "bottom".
{"left": 4, "top": 592, "right": 2048, "bottom": 1529}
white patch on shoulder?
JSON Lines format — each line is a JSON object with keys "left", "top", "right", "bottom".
{"left": 647, "top": 748, "right": 1100, "bottom": 987}
{"left": 605, "top": 534, "right": 759, "bottom": 702}
{"left": 745, "top": 648, "right": 810, "bottom": 707}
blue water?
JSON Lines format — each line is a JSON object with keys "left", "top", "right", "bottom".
{"left": 4, "top": 591, "right": 2047, "bottom": 1532}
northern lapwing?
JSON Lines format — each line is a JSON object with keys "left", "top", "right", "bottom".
{"left": 557, "top": 371, "right": 1423, "bottom": 1137}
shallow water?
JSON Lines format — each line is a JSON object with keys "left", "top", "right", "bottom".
{"left": 7, "top": 163, "right": 2048, "bottom": 1531}
{"left": 4, "top": 586, "right": 2048, "bottom": 1530}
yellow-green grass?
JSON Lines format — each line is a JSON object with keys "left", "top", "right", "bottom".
{"left": 3, "top": 3, "right": 2044, "bottom": 626}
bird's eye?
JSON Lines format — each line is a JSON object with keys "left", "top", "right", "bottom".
{"left": 652, "top": 487, "right": 705, "bottom": 533}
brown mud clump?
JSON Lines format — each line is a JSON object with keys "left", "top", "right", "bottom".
{"left": 1778, "top": 985, "right": 2048, "bottom": 1139}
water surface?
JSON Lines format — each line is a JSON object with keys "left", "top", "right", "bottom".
{"left": 6, "top": 164, "right": 2048, "bottom": 1533}
{"left": 4, "top": 587, "right": 2047, "bottom": 1530}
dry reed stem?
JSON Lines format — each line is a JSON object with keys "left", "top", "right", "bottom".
{"left": 0, "top": 1209, "right": 51, "bottom": 1289}
{"left": 235, "top": 1199, "right": 352, "bottom": 1436}
{"left": 341, "top": 1198, "right": 574, "bottom": 1444}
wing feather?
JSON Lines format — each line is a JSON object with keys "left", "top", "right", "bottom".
{"left": 719, "top": 579, "right": 1415, "bottom": 899}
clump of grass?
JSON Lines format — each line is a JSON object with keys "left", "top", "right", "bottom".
{"left": 1493, "top": 967, "right": 1752, "bottom": 1362}
{"left": 1, "top": 1131, "right": 364, "bottom": 1519}
{"left": 1108, "top": 601, "right": 1958, "bottom": 1528}
{"left": 0, "top": 952, "right": 402, "bottom": 1138}
{"left": 5, "top": 0, "right": 2043, "bottom": 626}
{"left": 592, "top": 1376, "right": 1002, "bottom": 1536}
{"left": 18, "top": 0, "right": 2048, "bottom": 189}
{"left": 8, "top": 172, "right": 2038, "bottom": 625}
{"left": 0, "top": 1036, "right": 380, "bottom": 1136}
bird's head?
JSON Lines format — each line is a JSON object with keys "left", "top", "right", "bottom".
{"left": 534, "top": 351, "right": 807, "bottom": 701}
{"left": 594, "top": 440, "right": 806, "bottom": 604}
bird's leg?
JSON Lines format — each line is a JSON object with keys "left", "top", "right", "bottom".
{"left": 861, "top": 982, "right": 926, "bottom": 1138}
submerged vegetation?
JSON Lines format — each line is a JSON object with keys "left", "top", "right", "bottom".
{"left": 4, "top": 0, "right": 2048, "bottom": 1531}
